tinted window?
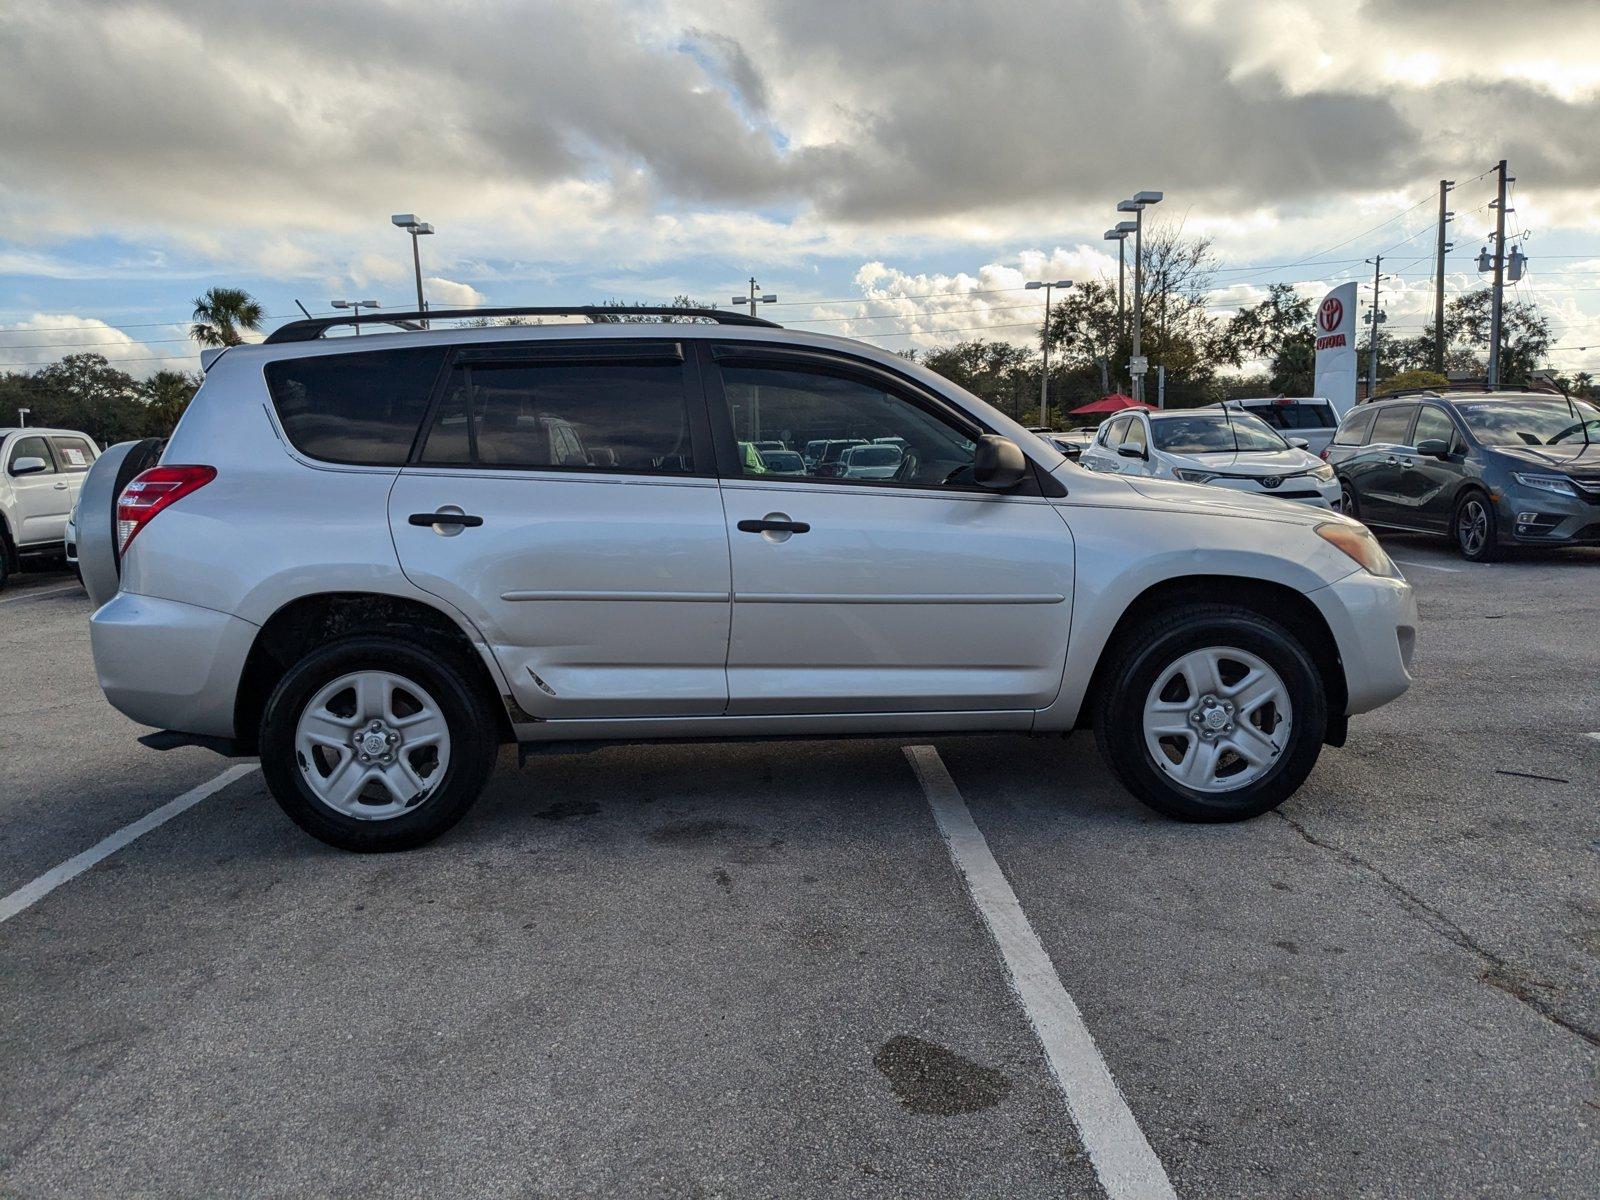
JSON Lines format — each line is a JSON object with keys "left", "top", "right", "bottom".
{"left": 266, "top": 347, "right": 443, "bottom": 465}
{"left": 717, "top": 362, "right": 977, "bottom": 487}
{"left": 420, "top": 353, "right": 696, "bottom": 474}
{"left": 49, "top": 436, "right": 96, "bottom": 472}
{"left": 1123, "top": 418, "right": 1147, "bottom": 451}
{"left": 1456, "top": 397, "right": 1600, "bottom": 447}
{"left": 1412, "top": 405, "right": 1456, "bottom": 450}
{"left": 8, "top": 435, "right": 56, "bottom": 473}
{"left": 1246, "top": 401, "right": 1336, "bottom": 430}
{"left": 1333, "top": 408, "right": 1376, "bottom": 446}
{"left": 1369, "top": 404, "right": 1417, "bottom": 446}
{"left": 1099, "top": 416, "right": 1127, "bottom": 446}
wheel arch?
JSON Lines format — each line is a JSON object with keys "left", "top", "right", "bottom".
{"left": 233, "top": 591, "right": 515, "bottom": 753}
{"left": 1074, "top": 575, "right": 1348, "bottom": 744}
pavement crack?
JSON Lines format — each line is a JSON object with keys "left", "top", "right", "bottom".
{"left": 1274, "top": 811, "right": 1599, "bottom": 1050}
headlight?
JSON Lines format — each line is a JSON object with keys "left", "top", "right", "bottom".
{"left": 1316, "top": 522, "right": 1402, "bottom": 579}
{"left": 1174, "top": 468, "right": 1217, "bottom": 483}
{"left": 1512, "top": 471, "right": 1576, "bottom": 497}
{"left": 1309, "top": 462, "right": 1335, "bottom": 483}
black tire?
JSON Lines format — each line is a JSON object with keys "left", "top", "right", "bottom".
{"left": 1451, "top": 490, "right": 1502, "bottom": 562}
{"left": 0, "top": 536, "right": 10, "bottom": 592}
{"left": 1338, "top": 478, "right": 1359, "bottom": 520}
{"left": 1093, "top": 604, "right": 1329, "bottom": 822}
{"left": 259, "top": 636, "right": 500, "bottom": 852}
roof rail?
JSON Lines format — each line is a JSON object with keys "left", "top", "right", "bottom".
{"left": 264, "top": 305, "right": 779, "bottom": 344}
{"left": 1365, "top": 387, "right": 1443, "bottom": 402}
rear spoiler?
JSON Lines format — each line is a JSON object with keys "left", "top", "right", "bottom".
{"left": 199, "top": 347, "right": 228, "bottom": 372}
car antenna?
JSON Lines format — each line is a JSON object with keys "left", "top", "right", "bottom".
{"left": 294, "top": 299, "right": 313, "bottom": 319}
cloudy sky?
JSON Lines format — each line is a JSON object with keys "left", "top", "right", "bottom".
{"left": 3, "top": 0, "right": 1600, "bottom": 376}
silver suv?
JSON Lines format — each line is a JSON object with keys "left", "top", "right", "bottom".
{"left": 0, "top": 426, "right": 100, "bottom": 590}
{"left": 80, "top": 306, "right": 1418, "bottom": 851}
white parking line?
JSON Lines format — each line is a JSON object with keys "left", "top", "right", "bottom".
{"left": 904, "top": 746, "right": 1177, "bottom": 1200}
{"left": 0, "top": 763, "right": 259, "bottom": 925}
{"left": 0, "top": 583, "right": 83, "bottom": 606}
{"left": 1390, "top": 558, "right": 1461, "bottom": 573}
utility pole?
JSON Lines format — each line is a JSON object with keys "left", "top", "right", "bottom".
{"left": 1026, "top": 280, "right": 1072, "bottom": 427}
{"left": 1487, "top": 159, "right": 1510, "bottom": 389}
{"left": 735, "top": 276, "right": 778, "bottom": 319}
{"left": 1365, "top": 256, "right": 1384, "bottom": 396}
{"left": 1434, "top": 179, "right": 1454, "bottom": 375}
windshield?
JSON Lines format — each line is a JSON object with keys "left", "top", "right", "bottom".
{"left": 847, "top": 445, "right": 903, "bottom": 466}
{"left": 1151, "top": 412, "right": 1288, "bottom": 454}
{"left": 1457, "top": 398, "right": 1600, "bottom": 446}
{"left": 759, "top": 450, "right": 803, "bottom": 470}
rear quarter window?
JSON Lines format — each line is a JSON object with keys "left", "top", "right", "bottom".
{"left": 265, "top": 347, "right": 445, "bottom": 465}
{"left": 1333, "top": 408, "right": 1377, "bottom": 446}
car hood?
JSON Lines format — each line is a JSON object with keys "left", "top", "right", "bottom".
{"left": 1116, "top": 472, "right": 1345, "bottom": 526}
{"left": 1491, "top": 442, "right": 1600, "bottom": 473}
{"left": 1165, "top": 448, "right": 1324, "bottom": 477}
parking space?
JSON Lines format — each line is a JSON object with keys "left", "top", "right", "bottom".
{"left": 2, "top": 544, "right": 1597, "bottom": 1198}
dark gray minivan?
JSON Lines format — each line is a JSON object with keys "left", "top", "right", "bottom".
{"left": 1326, "top": 391, "right": 1600, "bottom": 561}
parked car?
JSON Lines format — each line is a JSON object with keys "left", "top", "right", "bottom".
{"left": 1047, "top": 429, "right": 1096, "bottom": 460}
{"left": 1079, "top": 408, "right": 1340, "bottom": 509}
{"left": 80, "top": 305, "right": 1416, "bottom": 851}
{"left": 0, "top": 426, "right": 100, "bottom": 589}
{"left": 838, "top": 443, "right": 904, "bottom": 480}
{"left": 807, "top": 438, "right": 869, "bottom": 475}
{"left": 756, "top": 448, "right": 806, "bottom": 475}
{"left": 1226, "top": 397, "right": 1341, "bottom": 457}
{"left": 1326, "top": 390, "right": 1600, "bottom": 561}
{"left": 751, "top": 440, "right": 788, "bottom": 455}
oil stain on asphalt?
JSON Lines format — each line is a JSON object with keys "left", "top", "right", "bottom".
{"left": 873, "top": 1035, "right": 1012, "bottom": 1116}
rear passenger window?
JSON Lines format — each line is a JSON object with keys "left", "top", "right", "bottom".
{"left": 49, "top": 436, "right": 96, "bottom": 472}
{"left": 1333, "top": 408, "right": 1376, "bottom": 446}
{"left": 1369, "top": 405, "right": 1417, "bottom": 447}
{"left": 419, "top": 346, "right": 697, "bottom": 474}
{"left": 265, "top": 347, "right": 444, "bottom": 466}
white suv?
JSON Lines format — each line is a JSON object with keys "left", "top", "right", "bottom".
{"left": 0, "top": 426, "right": 100, "bottom": 589}
{"left": 80, "top": 306, "right": 1418, "bottom": 851}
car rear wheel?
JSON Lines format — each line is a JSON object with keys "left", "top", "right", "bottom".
{"left": 259, "top": 636, "right": 500, "bottom": 851}
{"left": 1093, "top": 604, "right": 1328, "bottom": 822}
{"left": 1452, "top": 491, "right": 1502, "bottom": 562}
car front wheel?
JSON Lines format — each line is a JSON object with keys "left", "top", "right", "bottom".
{"left": 259, "top": 636, "right": 500, "bottom": 851}
{"left": 1452, "top": 491, "right": 1502, "bottom": 562}
{"left": 1093, "top": 604, "right": 1328, "bottom": 822}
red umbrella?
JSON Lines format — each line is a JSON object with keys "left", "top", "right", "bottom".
{"left": 1068, "top": 393, "right": 1155, "bottom": 415}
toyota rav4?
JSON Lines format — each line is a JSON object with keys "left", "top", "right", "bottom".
{"left": 78, "top": 306, "right": 1418, "bottom": 851}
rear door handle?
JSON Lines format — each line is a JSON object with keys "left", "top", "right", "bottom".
{"left": 408, "top": 511, "right": 483, "bottom": 528}
{"left": 737, "top": 518, "right": 810, "bottom": 535}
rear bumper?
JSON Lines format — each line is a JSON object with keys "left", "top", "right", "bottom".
{"left": 1307, "top": 571, "right": 1419, "bottom": 716}
{"left": 90, "top": 592, "right": 258, "bottom": 738}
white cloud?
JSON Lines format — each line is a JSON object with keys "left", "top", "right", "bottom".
{"left": 0, "top": 314, "right": 194, "bottom": 377}
{"left": 424, "top": 277, "right": 488, "bottom": 308}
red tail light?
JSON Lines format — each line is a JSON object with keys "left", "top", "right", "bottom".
{"left": 116, "top": 465, "right": 216, "bottom": 553}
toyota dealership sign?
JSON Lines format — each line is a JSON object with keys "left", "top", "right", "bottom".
{"left": 1312, "top": 281, "right": 1358, "bottom": 416}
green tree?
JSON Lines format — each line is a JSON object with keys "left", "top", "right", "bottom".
{"left": 1218, "top": 284, "right": 1315, "bottom": 394}
{"left": 9, "top": 354, "right": 146, "bottom": 444}
{"left": 139, "top": 369, "right": 202, "bottom": 436}
{"left": 190, "top": 286, "right": 264, "bottom": 347}
{"left": 920, "top": 339, "right": 1040, "bottom": 421}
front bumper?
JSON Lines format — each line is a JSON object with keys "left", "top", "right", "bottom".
{"left": 1307, "top": 570, "right": 1419, "bottom": 716}
{"left": 1497, "top": 487, "right": 1600, "bottom": 546}
{"left": 90, "top": 592, "right": 258, "bottom": 737}
{"left": 1205, "top": 474, "right": 1341, "bottom": 510}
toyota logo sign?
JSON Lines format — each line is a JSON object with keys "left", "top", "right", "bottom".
{"left": 1317, "top": 296, "right": 1344, "bottom": 333}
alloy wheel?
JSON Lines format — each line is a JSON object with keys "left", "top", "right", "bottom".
{"left": 1457, "top": 498, "right": 1489, "bottom": 557}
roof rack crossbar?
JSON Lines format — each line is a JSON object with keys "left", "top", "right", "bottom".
{"left": 264, "top": 305, "right": 779, "bottom": 343}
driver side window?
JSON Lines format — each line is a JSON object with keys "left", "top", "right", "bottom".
{"left": 715, "top": 361, "right": 977, "bottom": 487}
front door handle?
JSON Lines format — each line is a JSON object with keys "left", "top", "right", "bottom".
{"left": 408, "top": 510, "right": 483, "bottom": 528}
{"left": 737, "top": 517, "right": 810, "bottom": 535}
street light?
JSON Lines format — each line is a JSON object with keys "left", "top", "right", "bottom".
{"left": 732, "top": 277, "right": 778, "bottom": 317}
{"left": 331, "top": 299, "right": 382, "bottom": 335}
{"left": 1117, "top": 190, "right": 1163, "bottom": 403}
{"left": 16, "top": 407, "right": 29, "bottom": 428}
{"left": 1026, "top": 279, "right": 1073, "bottom": 428}
{"left": 391, "top": 214, "right": 435, "bottom": 326}
{"left": 1103, "top": 221, "right": 1136, "bottom": 344}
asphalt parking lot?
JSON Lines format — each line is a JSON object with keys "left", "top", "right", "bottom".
{"left": 2, "top": 539, "right": 1597, "bottom": 1199}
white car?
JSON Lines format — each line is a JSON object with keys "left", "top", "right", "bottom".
{"left": 0, "top": 426, "right": 100, "bottom": 590}
{"left": 1080, "top": 408, "right": 1341, "bottom": 509}
{"left": 78, "top": 304, "right": 1415, "bottom": 852}
{"left": 838, "top": 443, "right": 904, "bottom": 479}
{"left": 1225, "top": 397, "right": 1341, "bottom": 458}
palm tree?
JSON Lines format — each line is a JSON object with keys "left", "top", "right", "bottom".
{"left": 190, "top": 287, "right": 265, "bottom": 347}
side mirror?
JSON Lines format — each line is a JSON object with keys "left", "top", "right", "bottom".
{"left": 1415, "top": 438, "right": 1450, "bottom": 460}
{"left": 9, "top": 456, "right": 48, "bottom": 477}
{"left": 1116, "top": 443, "right": 1145, "bottom": 460}
{"left": 1289, "top": 437, "right": 1311, "bottom": 450}
{"left": 972, "top": 434, "right": 1028, "bottom": 490}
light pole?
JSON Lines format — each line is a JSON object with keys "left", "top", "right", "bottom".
{"left": 1364, "top": 255, "right": 1387, "bottom": 395}
{"left": 331, "top": 299, "right": 382, "bottom": 336}
{"left": 1117, "top": 190, "right": 1163, "bottom": 403}
{"left": 391, "top": 214, "right": 435, "bottom": 327}
{"left": 17, "top": 407, "right": 29, "bottom": 428}
{"left": 1104, "top": 221, "right": 1135, "bottom": 354}
{"left": 1026, "top": 279, "right": 1072, "bottom": 428}
{"left": 732, "top": 277, "right": 777, "bottom": 318}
